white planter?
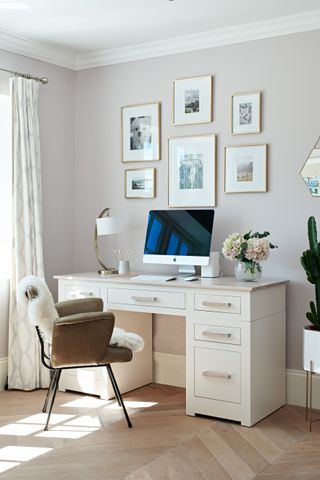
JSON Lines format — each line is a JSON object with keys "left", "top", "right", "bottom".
{"left": 303, "top": 326, "right": 320, "bottom": 373}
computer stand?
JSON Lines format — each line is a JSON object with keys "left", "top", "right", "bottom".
{"left": 178, "top": 265, "right": 196, "bottom": 276}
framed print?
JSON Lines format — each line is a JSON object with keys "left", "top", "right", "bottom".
{"left": 224, "top": 144, "right": 267, "bottom": 193}
{"left": 125, "top": 168, "right": 156, "bottom": 198}
{"left": 231, "top": 91, "right": 261, "bottom": 135}
{"left": 122, "top": 102, "right": 160, "bottom": 162}
{"left": 173, "top": 75, "right": 213, "bottom": 125}
{"left": 168, "top": 134, "right": 216, "bottom": 207}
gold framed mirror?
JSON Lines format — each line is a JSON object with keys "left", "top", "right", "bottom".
{"left": 301, "top": 137, "right": 320, "bottom": 196}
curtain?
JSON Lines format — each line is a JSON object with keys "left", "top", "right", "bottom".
{"left": 8, "top": 77, "right": 49, "bottom": 390}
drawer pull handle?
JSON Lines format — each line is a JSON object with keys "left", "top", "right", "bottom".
{"left": 131, "top": 296, "right": 158, "bottom": 302}
{"left": 202, "top": 301, "right": 231, "bottom": 308}
{"left": 70, "top": 291, "right": 93, "bottom": 297}
{"left": 202, "top": 331, "right": 232, "bottom": 339}
{"left": 202, "top": 370, "right": 231, "bottom": 380}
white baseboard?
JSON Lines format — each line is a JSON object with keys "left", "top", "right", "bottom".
{"left": 152, "top": 354, "right": 315, "bottom": 409}
{"left": 0, "top": 351, "right": 314, "bottom": 408}
{"left": 286, "top": 368, "right": 320, "bottom": 409}
{"left": 0, "top": 357, "right": 8, "bottom": 391}
{"left": 153, "top": 352, "right": 186, "bottom": 388}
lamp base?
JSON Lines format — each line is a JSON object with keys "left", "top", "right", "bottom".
{"left": 98, "top": 268, "right": 118, "bottom": 275}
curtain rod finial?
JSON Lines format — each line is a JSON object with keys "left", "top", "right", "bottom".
{"left": 41, "top": 77, "right": 48, "bottom": 85}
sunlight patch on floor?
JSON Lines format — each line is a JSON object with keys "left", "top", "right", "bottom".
{"left": 0, "top": 423, "right": 43, "bottom": 436}
{"left": 36, "top": 425, "right": 99, "bottom": 439}
{"left": 64, "top": 415, "right": 101, "bottom": 427}
{"left": 17, "top": 413, "right": 76, "bottom": 425}
{"left": 124, "top": 401, "right": 158, "bottom": 409}
{"left": 0, "top": 461, "right": 20, "bottom": 473}
{"left": 0, "top": 392, "right": 148, "bottom": 474}
{"left": 104, "top": 400, "right": 158, "bottom": 410}
{"left": 0, "top": 445, "right": 52, "bottom": 461}
{"left": 60, "top": 396, "right": 108, "bottom": 408}
{"left": 0, "top": 446, "right": 52, "bottom": 474}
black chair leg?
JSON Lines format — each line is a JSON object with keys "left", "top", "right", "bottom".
{"left": 42, "top": 370, "right": 59, "bottom": 413}
{"left": 106, "top": 365, "right": 132, "bottom": 428}
{"left": 107, "top": 368, "right": 121, "bottom": 407}
{"left": 44, "top": 369, "right": 61, "bottom": 431}
{"left": 106, "top": 364, "right": 126, "bottom": 410}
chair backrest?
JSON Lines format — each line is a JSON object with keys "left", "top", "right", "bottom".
{"left": 55, "top": 297, "right": 103, "bottom": 317}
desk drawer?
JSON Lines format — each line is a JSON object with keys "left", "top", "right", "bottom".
{"left": 195, "top": 347, "right": 240, "bottom": 403}
{"left": 194, "top": 294, "right": 241, "bottom": 314}
{"left": 63, "top": 284, "right": 100, "bottom": 300}
{"left": 108, "top": 288, "right": 185, "bottom": 309}
{"left": 195, "top": 324, "right": 241, "bottom": 345}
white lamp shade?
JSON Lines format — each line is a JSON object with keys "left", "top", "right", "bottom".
{"left": 96, "top": 216, "right": 121, "bottom": 236}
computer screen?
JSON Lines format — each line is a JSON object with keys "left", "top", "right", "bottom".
{"left": 143, "top": 209, "right": 215, "bottom": 270}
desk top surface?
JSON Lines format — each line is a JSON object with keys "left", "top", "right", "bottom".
{"left": 54, "top": 272, "right": 288, "bottom": 292}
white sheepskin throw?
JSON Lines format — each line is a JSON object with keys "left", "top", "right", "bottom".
{"left": 17, "top": 275, "right": 59, "bottom": 341}
{"left": 17, "top": 275, "right": 144, "bottom": 352}
{"left": 110, "top": 327, "right": 144, "bottom": 352}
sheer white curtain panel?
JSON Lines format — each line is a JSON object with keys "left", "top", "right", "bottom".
{"left": 8, "top": 77, "right": 49, "bottom": 389}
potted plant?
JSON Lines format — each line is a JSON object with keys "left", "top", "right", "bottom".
{"left": 301, "top": 216, "right": 320, "bottom": 373}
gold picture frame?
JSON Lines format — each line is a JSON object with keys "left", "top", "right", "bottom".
{"left": 173, "top": 75, "right": 213, "bottom": 125}
{"left": 121, "top": 102, "right": 161, "bottom": 162}
{"left": 224, "top": 144, "right": 267, "bottom": 193}
{"left": 231, "top": 91, "right": 261, "bottom": 135}
{"left": 168, "top": 134, "right": 216, "bottom": 207}
{"left": 125, "top": 167, "right": 156, "bottom": 198}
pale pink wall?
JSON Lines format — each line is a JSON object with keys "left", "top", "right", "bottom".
{"left": 1, "top": 30, "right": 317, "bottom": 368}
{"left": 0, "top": 50, "right": 75, "bottom": 358}
{"left": 73, "top": 30, "right": 320, "bottom": 369}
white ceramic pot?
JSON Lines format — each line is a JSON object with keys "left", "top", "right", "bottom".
{"left": 303, "top": 325, "right": 320, "bottom": 373}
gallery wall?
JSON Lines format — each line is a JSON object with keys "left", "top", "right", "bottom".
{"left": 73, "top": 30, "right": 320, "bottom": 371}
{"left": 1, "top": 29, "right": 319, "bottom": 373}
{"left": 0, "top": 50, "right": 75, "bottom": 359}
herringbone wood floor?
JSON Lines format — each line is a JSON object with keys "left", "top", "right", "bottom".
{"left": 0, "top": 384, "right": 319, "bottom": 479}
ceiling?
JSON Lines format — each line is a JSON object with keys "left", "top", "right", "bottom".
{"left": 0, "top": 0, "right": 320, "bottom": 69}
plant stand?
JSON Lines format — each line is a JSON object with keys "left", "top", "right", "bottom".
{"left": 305, "top": 360, "right": 320, "bottom": 432}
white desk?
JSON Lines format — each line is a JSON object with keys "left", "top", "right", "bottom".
{"left": 55, "top": 272, "right": 287, "bottom": 426}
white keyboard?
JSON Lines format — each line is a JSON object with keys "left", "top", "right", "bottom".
{"left": 130, "top": 274, "right": 177, "bottom": 282}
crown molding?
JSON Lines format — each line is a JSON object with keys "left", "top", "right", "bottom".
{"left": 75, "top": 9, "right": 320, "bottom": 70}
{"left": 0, "top": 28, "right": 75, "bottom": 70}
{"left": 0, "top": 10, "right": 320, "bottom": 71}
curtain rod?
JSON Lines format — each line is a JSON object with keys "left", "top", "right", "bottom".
{"left": 0, "top": 67, "right": 48, "bottom": 84}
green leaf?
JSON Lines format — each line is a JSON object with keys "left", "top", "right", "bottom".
{"left": 306, "top": 311, "right": 315, "bottom": 323}
{"left": 302, "top": 217, "right": 320, "bottom": 326}
{"left": 310, "top": 301, "right": 317, "bottom": 318}
{"left": 308, "top": 216, "right": 318, "bottom": 254}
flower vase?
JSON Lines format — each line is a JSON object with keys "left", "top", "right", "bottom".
{"left": 234, "top": 261, "right": 262, "bottom": 282}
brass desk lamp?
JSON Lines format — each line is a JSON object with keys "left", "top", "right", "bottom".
{"left": 94, "top": 207, "right": 121, "bottom": 274}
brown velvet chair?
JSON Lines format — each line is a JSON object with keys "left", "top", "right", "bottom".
{"left": 25, "top": 287, "right": 133, "bottom": 431}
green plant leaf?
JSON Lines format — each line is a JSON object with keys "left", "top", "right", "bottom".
{"left": 303, "top": 216, "right": 320, "bottom": 327}
{"left": 308, "top": 216, "right": 318, "bottom": 254}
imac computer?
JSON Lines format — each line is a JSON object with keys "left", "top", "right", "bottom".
{"left": 143, "top": 209, "right": 215, "bottom": 275}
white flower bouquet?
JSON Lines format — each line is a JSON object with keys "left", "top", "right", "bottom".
{"left": 222, "top": 230, "right": 277, "bottom": 277}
